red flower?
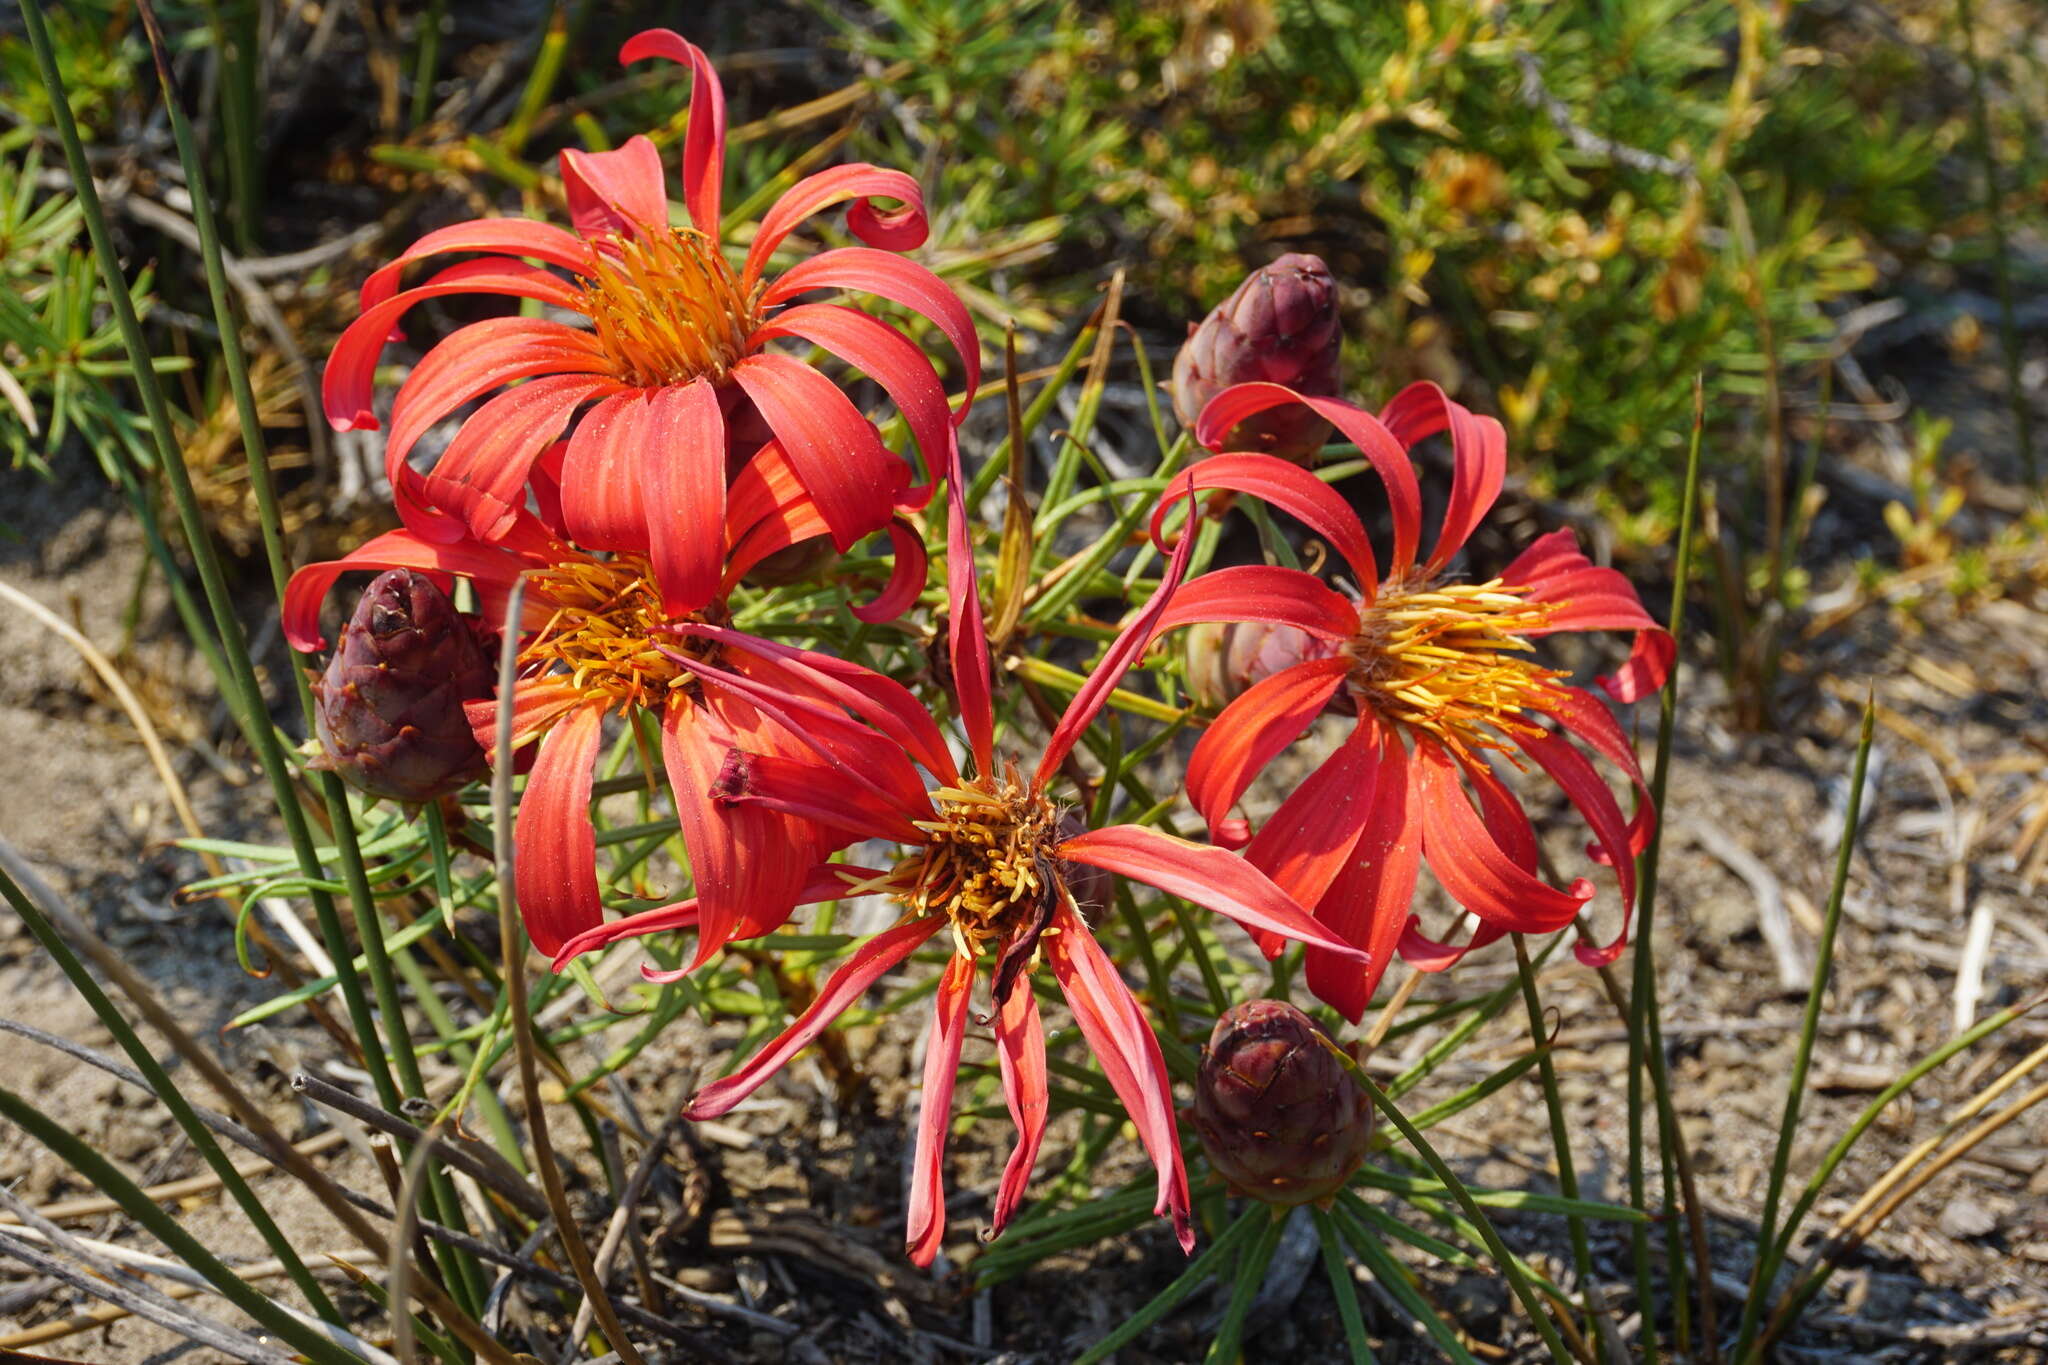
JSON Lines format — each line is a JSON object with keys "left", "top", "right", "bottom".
{"left": 281, "top": 457, "right": 921, "bottom": 962}
{"left": 1149, "top": 382, "right": 1675, "bottom": 1022}
{"left": 324, "top": 29, "right": 977, "bottom": 574}
{"left": 555, "top": 463, "right": 1368, "bottom": 1264}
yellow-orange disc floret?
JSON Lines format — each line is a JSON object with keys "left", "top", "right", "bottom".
{"left": 519, "top": 555, "right": 718, "bottom": 712}
{"left": 1343, "top": 576, "right": 1565, "bottom": 758}
{"left": 580, "top": 228, "right": 760, "bottom": 389}
{"left": 895, "top": 772, "right": 1064, "bottom": 962}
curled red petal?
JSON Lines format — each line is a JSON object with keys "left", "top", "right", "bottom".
{"left": 1379, "top": 382, "right": 1507, "bottom": 573}
{"left": 385, "top": 318, "right": 611, "bottom": 482}
{"left": 1183, "top": 656, "right": 1349, "bottom": 845}
{"left": 761, "top": 248, "right": 981, "bottom": 415}
{"left": 1303, "top": 720, "right": 1419, "bottom": 1023}
{"left": 423, "top": 374, "right": 622, "bottom": 541}
{"left": 745, "top": 164, "right": 926, "bottom": 289}
{"left": 1148, "top": 564, "right": 1360, "bottom": 643}
{"left": 1056, "top": 825, "right": 1369, "bottom": 960}
{"left": 1194, "top": 382, "right": 1422, "bottom": 582}
{"left": 945, "top": 436, "right": 995, "bottom": 777}
{"left": 989, "top": 980, "right": 1048, "bottom": 1237}
{"left": 1043, "top": 907, "right": 1193, "bottom": 1253}
{"left": 1413, "top": 740, "right": 1593, "bottom": 933}
{"left": 513, "top": 702, "right": 606, "bottom": 958}
{"left": 466, "top": 679, "right": 586, "bottom": 764}
{"left": 1544, "top": 686, "right": 1655, "bottom": 859}
{"left": 1516, "top": 726, "right": 1640, "bottom": 966}
{"left": 731, "top": 353, "right": 906, "bottom": 550}
{"left": 325, "top": 260, "right": 589, "bottom": 433}
{"left": 851, "top": 518, "right": 928, "bottom": 624}
{"left": 282, "top": 529, "right": 526, "bottom": 652}
{"left": 906, "top": 954, "right": 975, "bottom": 1266}
{"left": 1502, "top": 527, "right": 1673, "bottom": 702}
{"left": 619, "top": 29, "right": 725, "bottom": 233}
{"left": 751, "top": 302, "right": 955, "bottom": 484}
{"left": 682, "top": 916, "right": 942, "bottom": 1120}
{"left": 642, "top": 380, "right": 727, "bottom": 615}
{"left": 357, "top": 218, "right": 594, "bottom": 313}
{"left": 1149, "top": 453, "right": 1377, "bottom": 588}
{"left": 1033, "top": 483, "right": 1198, "bottom": 789}
{"left": 560, "top": 137, "right": 670, "bottom": 239}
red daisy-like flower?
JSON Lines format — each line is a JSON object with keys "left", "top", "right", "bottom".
{"left": 554, "top": 464, "right": 1368, "bottom": 1263}
{"left": 325, "top": 28, "right": 977, "bottom": 577}
{"left": 281, "top": 439, "right": 927, "bottom": 962}
{"left": 1148, "top": 381, "right": 1675, "bottom": 1022}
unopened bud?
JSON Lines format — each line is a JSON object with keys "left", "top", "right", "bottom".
{"left": 1183, "top": 619, "right": 1335, "bottom": 710}
{"left": 1172, "top": 253, "right": 1343, "bottom": 460}
{"left": 312, "top": 570, "right": 494, "bottom": 803}
{"left": 1192, "top": 999, "right": 1373, "bottom": 1206}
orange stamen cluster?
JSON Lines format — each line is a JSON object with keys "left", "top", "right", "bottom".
{"left": 1344, "top": 577, "right": 1565, "bottom": 757}
{"left": 520, "top": 555, "right": 710, "bottom": 712}
{"left": 580, "top": 229, "right": 758, "bottom": 389}
{"left": 895, "top": 771, "right": 1063, "bottom": 961}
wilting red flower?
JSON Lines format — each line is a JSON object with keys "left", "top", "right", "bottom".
{"left": 282, "top": 450, "right": 922, "bottom": 961}
{"left": 324, "top": 28, "right": 977, "bottom": 572}
{"left": 556, "top": 464, "right": 1367, "bottom": 1264}
{"left": 1149, "top": 382, "right": 1674, "bottom": 1022}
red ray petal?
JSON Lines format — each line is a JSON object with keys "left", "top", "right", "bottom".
{"left": 852, "top": 518, "right": 928, "bottom": 624}
{"left": 751, "top": 302, "right": 954, "bottom": 484}
{"left": 326, "top": 260, "right": 589, "bottom": 433}
{"left": 731, "top": 354, "right": 907, "bottom": 550}
{"left": 424, "top": 374, "right": 623, "bottom": 541}
{"left": 386, "top": 318, "right": 610, "bottom": 482}
{"left": 1379, "top": 382, "right": 1507, "bottom": 574}
{"left": 1055, "top": 825, "right": 1369, "bottom": 959}
{"left": 551, "top": 862, "right": 880, "bottom": 970}
{"left": 1242, "top": 719, "right": 1384, "bottom": 952}
{"left": 662, "top": 693, "right": 827, "bottom": 969}
{"left": 1033, "top": 488, "right": 1198, "bottom": 789}
{"left": 989, "top": 980, "right": 1048, "bottom": 1237}
{"left": 906, "top": 954, "right": 975, "bottom": 1266}
{"left": 558, "top": 392, "right": 650, "bottom": 553}
{"left": 1149, "top": 453, "right": 1378, "bottom": 588}
{"left": 513, "top": 701, "right": 606, "bottom": 958}
{"left": 1516, "top": 726, "right": 1640, "bottom": 966}
{"left": 1303, "top": 721, "right": 1419, "bottom": 1023}
{"left": 1504, "top": 529, "right": 1673, "bottom": 702}
{"left": 1195, "top": 383, "right": 1422, "bottom": 581}
{"left": 745, "top": 165, "right": 927, "bottom": 289}
{"left": 560, "top": 137, "right": 670, "bottom": 240}
{"left": 712, "top": 748, "right": 927, "bottom": 844}
{"left": 1147, "top": 564, "right": 1360, "bottom": 642}
{"left": 682, "top": 916, "right": 942, "bottom": 1119}
{"left": 619, "top": 30, "right": 725, "bottom": 234}
{"left": 357, "top": 219, "right": 594, "bottom": 313}
{"left": 465, "top": 679, "right": 587, "bottom": 763}
{"left": 943, "top": 435, "right": 996, "bottom": 777}
{"left": 1043, "top": 907, "right": 1193, "bottom": 1253}
{"left": 1413, "top": 740, "right": 1593, "bottom": 933}
{"left": 762, "top": 249, "right": 981, "bottom": 414}
{"left": 282, "top": 529, "right": 527, "bottom": 651}
{"left": 642, "top": 380, "right": 727, "bottom": 614}
{"left": 1182, "top": 656, "right": 1350, "bottom": 846}
{"left": 1544, "top": 686, "right": 1655, "bottom": 859}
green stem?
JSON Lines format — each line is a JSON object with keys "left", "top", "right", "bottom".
{"left": 410, "top": 0, "right": 448, "bottom": 127}
{"left": 1310, "top": 1207, "right": 1376, "bottom": 1365}
{"left": 1510, "top": 934, "right": 1592, "bottom": 1316}
{"left": 1732, "top": 700, "right": 1876, "bottom": 1358}
{"left": 0, "top": 860, "right": 342, "bottom": 1323}
{"left": 1206, "top": 1209, "right": 1287, "bottom": 1364}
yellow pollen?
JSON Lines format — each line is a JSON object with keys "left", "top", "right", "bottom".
{"left": 518, "top": 554, "right": 715, "bottom": 712}
{"left": 579, "top": 229, "right": 759, "bottom": 389}
{"left": 1344, "top": 577, "right": 1566, "bottom": 757}
{"left": 890, "top": 770, "right": 1063, "bottom": 962}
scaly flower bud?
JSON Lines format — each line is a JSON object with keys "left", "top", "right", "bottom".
{"left": 1172, "top": 253, "right": 1342, "bottom": 461}
{"left": 1191, "top": 999, "right": 1373, "bottom": 1206}
{"left": 312, "top": 570, "right": 494, "bottom": 803}
{"left": 1182, "top": 618, "right": 1336, "bottom": 710}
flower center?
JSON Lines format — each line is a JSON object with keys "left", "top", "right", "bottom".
{"left": 519, "top": 554, "right": 716, "bottom": 712}
{"left": 1343, "top": 577, "right": 1565, "bottom": 757}
{"left": 579, "top": 229, "right": 758, "bottom": 389}
{"left": 895, "top": 773, "right": 1064, "bottom": 962}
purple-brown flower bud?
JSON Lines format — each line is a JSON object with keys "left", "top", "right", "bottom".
{"left": 311, "top": 570, "right": 494, "bottom": 804}
{"left": 1182, "top": 619, "right": 1336, "bottom": 710}
{"left": 1172, "top": 253, "right": 1343, "bottom": 461}
{"left": 1192, "top": 999, "right": 1373, "bottom": 1207}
